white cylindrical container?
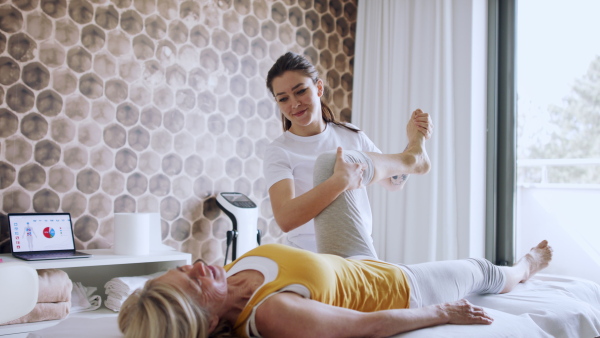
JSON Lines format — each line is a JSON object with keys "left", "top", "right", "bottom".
{"left": 145, "top": 212, "right": 162, "bottom": 249}
{"left": 113, "top": 213, "right": 150, "bottom": 255}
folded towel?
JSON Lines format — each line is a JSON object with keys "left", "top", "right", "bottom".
{"left": 104, "top": 271, "right": 165, "bottom": 311}
{"left": 0, "top": 302, "right": 70, "bottom": 325}
{"left": 71, "top": 282, "right": 102, "bottom": 313}
{"left": 105, "top": 294, "right": 127, "bottom": 312}
{"left": 37, "top": 269, "right": 72, "bottom": 303}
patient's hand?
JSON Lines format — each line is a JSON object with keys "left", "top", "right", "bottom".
{"left": 439, "top": 299, "right": 493, "bottom": 325}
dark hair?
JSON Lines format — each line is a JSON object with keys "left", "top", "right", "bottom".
{"left": 266, "top": 52, "right": 359, "bottom": 133}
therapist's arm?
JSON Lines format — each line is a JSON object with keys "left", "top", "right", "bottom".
{"left": 269, "top": 148, "right": 365, "bottom": 233}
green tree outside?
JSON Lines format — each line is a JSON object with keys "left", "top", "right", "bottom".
{"left": 518, "top": 55, "right": 600, "bottom": 184}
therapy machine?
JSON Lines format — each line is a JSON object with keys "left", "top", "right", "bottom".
{"left": 216, "top": 192, "right": 261, "bottom": 264}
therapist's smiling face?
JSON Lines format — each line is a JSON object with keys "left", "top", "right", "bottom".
{"left": 272, "top": 70, "right": 325, "bottom": 137}
{"left": 156, "top": 260, "right": 228, "bottom": 313}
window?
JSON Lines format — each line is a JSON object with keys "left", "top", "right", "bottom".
{"left": 515, "top": 0, "right": 600, "bottom": 283}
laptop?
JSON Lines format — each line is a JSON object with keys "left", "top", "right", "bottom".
{"left": 8, "top": 213, "right": 92, "bottom": 261}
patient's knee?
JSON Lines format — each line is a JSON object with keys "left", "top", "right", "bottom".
{"left": 313, "top": 151, "right": 337, "bottom": 185}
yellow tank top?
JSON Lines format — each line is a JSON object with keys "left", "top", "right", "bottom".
{"left": 224, "top": 244, "right": 410, "bottom": 337}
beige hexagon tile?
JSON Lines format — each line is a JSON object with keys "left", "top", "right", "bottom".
{"left": 0, "top": 0, "right": 358, "bottom": 261}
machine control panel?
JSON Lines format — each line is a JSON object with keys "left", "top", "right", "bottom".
{"left": 220, "top": 192, "right": 257, "bottom": 208}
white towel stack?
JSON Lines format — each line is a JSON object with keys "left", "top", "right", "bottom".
{"left": 104, "top": 271, "right": 165, "bottom": 312}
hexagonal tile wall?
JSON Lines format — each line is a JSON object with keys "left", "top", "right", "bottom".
{"left": 0, "top": 0, "right": 358, "bottom": 265}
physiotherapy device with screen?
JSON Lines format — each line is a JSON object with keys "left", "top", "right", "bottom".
{"left": 216, "top": 192, "right": 261, "bottom": 264}
{"left": 8, "top": 213, "right": 91, "bottom": 261}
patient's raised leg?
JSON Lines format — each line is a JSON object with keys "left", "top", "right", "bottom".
{"left": 499, "top": 240, "right": 553, "bottom": 293}
{"left": 312, "top": 129, "right": 432, "bottom": 258}
{"left": 366, "top": 113, "right": 431, "bottom": 184}
{"left": 313, "top": 150, "right": 378, "bottom": 258}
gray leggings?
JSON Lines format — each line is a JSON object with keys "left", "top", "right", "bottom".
{"left": 313, "top": 150, "right": 377, "bottom": 258}
{"left": 313, "top": 150, "right": 506, "bottom": 304}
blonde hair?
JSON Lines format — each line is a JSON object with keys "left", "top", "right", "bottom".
{"left": 118, "top": 280, "right": 235, "bottom": 338}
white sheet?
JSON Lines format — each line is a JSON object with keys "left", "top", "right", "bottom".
{"left": 395, "top": 274, "right": 600, "bottom": 337}
{"left": 28, "top": 275, "right": 600, "bottom": 338}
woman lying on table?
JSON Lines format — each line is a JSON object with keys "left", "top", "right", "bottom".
{"left": 118, "top": 240, "right": 552, "bottom": 338}
{"left": 119, "top": 147, "right": 552, "bottom": 338}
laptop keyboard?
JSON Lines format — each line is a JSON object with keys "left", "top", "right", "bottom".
{"left": 17, "top": 252, "right": 78, "bottom": 259}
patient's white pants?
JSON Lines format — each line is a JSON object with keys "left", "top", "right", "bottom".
{"left": 399, "top": 258, "right": 506, "bottom": 308}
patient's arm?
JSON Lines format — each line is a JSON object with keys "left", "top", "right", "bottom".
{"left": 255, "top": 293, "right": 492, "bottom": 338}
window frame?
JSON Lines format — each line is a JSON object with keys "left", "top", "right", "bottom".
{"left": 486, "top": 0, "right": 517, "bottom": 266}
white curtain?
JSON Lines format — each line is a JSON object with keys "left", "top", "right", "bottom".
{"left": 353, "top": 0, "right": 488, "bottom": 264}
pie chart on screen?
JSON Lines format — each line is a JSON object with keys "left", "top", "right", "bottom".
{"left": 43, "top": 227, "right": 55, "bottom": 238}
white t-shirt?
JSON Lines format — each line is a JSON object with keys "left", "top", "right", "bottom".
{"left": 263, "top": 122, "right": 381, "bottom": 252}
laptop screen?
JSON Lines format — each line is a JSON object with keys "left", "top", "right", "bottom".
{"left": 8, "top": 213, "right": 76, "bottom": 253}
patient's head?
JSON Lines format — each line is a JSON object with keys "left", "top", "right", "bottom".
{"left": 118, "top": 280, "right": 210, "bottom": 338}
{"left": 118, "top": 263, "right": 233, "bottom": 338}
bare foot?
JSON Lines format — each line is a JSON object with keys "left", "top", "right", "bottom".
{"left": 403, "top": 109, "right": 432, "bottom": 174}
{"left": 403, "top": 140, "right": 431, "bottom": 174}
{"left": 517, "top": 240, "right": 553, "bottom": 282}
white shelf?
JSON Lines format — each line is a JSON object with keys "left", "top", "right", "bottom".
{"left": 0, "top": 308, "right": 119, "bottom": 337}
{"left": 0, "top": 250, "right": 191, "bottom": 337}
{"left": 0, "top": 249, "right": 191, "bottom": 268}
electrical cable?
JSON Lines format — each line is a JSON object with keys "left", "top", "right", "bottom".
{"left": 223, "top": 230, "right": 236, "bottom": 266}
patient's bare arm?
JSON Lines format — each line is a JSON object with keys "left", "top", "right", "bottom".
{"left": 255, "top": 293, "right": 491, "bottom": 338}
{"left": 439, "top": 299, "right": 493, "bottom": 325}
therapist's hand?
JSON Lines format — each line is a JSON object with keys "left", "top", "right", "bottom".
{"left": 332, "top": 147, "right": 365, "bottom": 191}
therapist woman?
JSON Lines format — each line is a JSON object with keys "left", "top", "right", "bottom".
{"left": 263, "top": 52, "right": 433, "bottom": 258}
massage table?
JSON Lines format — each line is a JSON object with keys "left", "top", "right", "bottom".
{"left": 27, "top": 274, "right": 600, "bottom": 337}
